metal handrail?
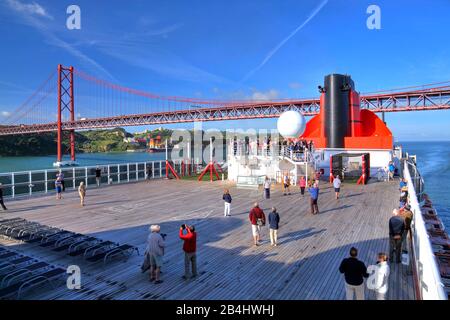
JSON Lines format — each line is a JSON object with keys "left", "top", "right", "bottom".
{"left": 403, "top": 159, "right": 446, "bottom": 300}
{"left": 0, "top": 159, "right": 201, "bottom": 199}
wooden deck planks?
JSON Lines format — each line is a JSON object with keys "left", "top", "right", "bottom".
{"left": 0, "top": 178, "right": 415, "bottom": 300}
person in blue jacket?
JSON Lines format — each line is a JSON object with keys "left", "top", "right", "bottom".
{"left": 268, "top": 207, "right": 280, "bottom": 246}
{"left": 308, "top": 182, "right": 320, "bottom": 215}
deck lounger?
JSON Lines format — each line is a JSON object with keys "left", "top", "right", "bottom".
{"left": 87, "top": 244, "right": 139, "bottom": 264}
{"left": 1, "top": 261, "right": 49, "bottom": 288}
{"left": 0, "top": 221, "right": 30, "bottom": 234}
{"left": 8, "top": 223, "right": 43, "bottom": 239}
{"left": 67, "top": 238, "right": 101, "bottom": 257}
{"left": 83, "top": 241, "right": 115, "bottom": 259}
{"left": 0, "top": 252, "right": 20, "bottom": 261}
{"left": 39, "top": 231, "right": 74, "bottom": 247}
{"left": 15, "top": 223, "right": 54, "bottom": 236}
{"left": 0, "top": 219, "right": 25, "bottom": 232}
{"left": 27, "top": 229, "right": 62, "bottom": 244}
{"left": 0, "top": 257, "right": 33, "bottom": 273}
{"left": 52, "top": 234, "right": 86, "bottom": 253}
{"left": 0, "top": 267, "right": 66, "bottom": 299}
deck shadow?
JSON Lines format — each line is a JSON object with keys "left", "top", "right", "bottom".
{"left": 318, "top": 204, "right": 353, "bottom": 214}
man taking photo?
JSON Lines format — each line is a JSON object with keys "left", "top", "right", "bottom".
{"left": 179, "top": 224, "right": 197, "bottom": 280}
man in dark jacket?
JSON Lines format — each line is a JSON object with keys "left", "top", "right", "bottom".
{"left": 222, "top": 189, "right": 232, "bottom": 217}
{"left": 0, "top": 183, "right": 7, "bottom": 211}
{"left": 389, "top": 209, "right": 405, "bottom": 263}
{"left": 339, "top": 247, "right": 369, "bottom": 300}
{"left": 268, "top": 207, "right": 280, "bottom": 246}
{"left": 179, "top": 224, "right": 197, "bottom": 280}
{"left": 249, "top": 202, "right": 266, "bottom": 246}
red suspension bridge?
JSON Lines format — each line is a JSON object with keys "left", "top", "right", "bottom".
{"left": 1, "top": 65, "right": 449, "bottom": 162}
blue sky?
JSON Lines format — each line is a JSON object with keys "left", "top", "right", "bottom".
{"left": 0, "top": 0, "right": 449, "bottom": 140}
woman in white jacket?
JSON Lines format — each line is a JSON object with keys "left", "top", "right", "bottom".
{"left": 374, "top": 253, "right": 390, "bottom": 300}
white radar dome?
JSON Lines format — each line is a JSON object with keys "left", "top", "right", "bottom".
{"left": 277, "top": 110, "right": 306, "bottom": 138}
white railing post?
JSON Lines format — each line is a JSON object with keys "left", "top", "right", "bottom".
{"left": 107, "top": 165, "right": 111, "bottom": 184}
{"left": 117, "top": 164, "right": 120, "bottom": 183}
{"left": 136, "top": 163, "right": 139, "bottom": 181}
{"left": 152, "top": 161, "right": 155, "bottom": 179}
{"left": 72, "top": 167, "right": 76, "bottom": 189}
{"left": 127, "top": 163, "right": 130, "bottom": 182}
{"left": 29, "top": 171, "right": 32, "bottom": 196}
{"left": 85, "top": 167, "right": 88, "bottom": 186}
{"left": 159, "top": 161, "right": 162, "bottom": 177}
{"left": 11, "top": 173, "right": 15, "bottom": 198}
{"left": 44, "top": 170, "right": 48, "bottom": 193}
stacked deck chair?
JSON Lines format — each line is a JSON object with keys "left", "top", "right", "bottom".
{"left": 0, "top": 218, "right": 139, "bottom": 265}
{"left": 0, "top": 245, "right": 65, "bottom": 299}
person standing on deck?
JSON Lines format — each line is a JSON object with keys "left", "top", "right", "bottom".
{"left": 146, "top": 225, "right": 165, "bottom": 284}
{"left": 315, "top": 170, "right": 321, "bottom": 185}
{"left": 384, "top": 167, "right": 389, "bottom": 181}
{"left": 179, "top": 224, "right": 197, "bottom": 280}
{"left": 389, "top": 209, "right": 405, "bottom": 263}
{"left": 399, "top": 178, "right": 407, "bottom": 190}
{"left": 299, "top": 176, "right": 306, "bottom": 196}
{"left": 222, "top": 189, "right": 232, "bottom": 217}
{"left": 95, "top": 166, "right": 102, "bottom": 187}
{"left": 58, "top": 171, "right": 65, "bottom": 192}
{"left": 283, "top": 173, "right": 291, "bottom": 195}
{"left": 308, "top": 182, "right": 320, "bottom": 215}
{"left": 249, "top": 202, "right": 266, "bottom": 246}
{"left": 339, "top": 247, "right": 369, "bottom": 300}
{"left": 264, "top": 176, "right": 271, "bottom": 199}
{"left": 333, "top": 175, "right": 342, "bottom": 200}
{"left": 78, "top": 182, "right": 86, "bottom": 207}
{"left": 146, "top": 164, "right": 153, "bottom": 182}
{"left": 0, "top": 183, "right": 7, "bottom": 211}
{"left": 388, "top": 162, "right": 395, "bottom": 181}
{"left": 371, "top": 253, "right": 390, "bottom": 300}
{"left": 400, "top": 205, "right": 413, "bottom": 251}
{"left": 268, "top": 207, "right": 280, "bottom": 247}
{"left": 55, "top": 177, "right": 63, "bottom": 200}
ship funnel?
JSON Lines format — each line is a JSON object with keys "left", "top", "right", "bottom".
{"left": 323, "top": 74, "right": 354, "bottom": 148}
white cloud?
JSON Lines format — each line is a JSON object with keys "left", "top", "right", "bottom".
{"left": 251, "top": 89, "right": 279, "bottom": 101}
{"left": 1, "top": 111, "right": 12, "bottom": 117}
{"left": 6, "top": 0, "right": 53, "bottom": 20}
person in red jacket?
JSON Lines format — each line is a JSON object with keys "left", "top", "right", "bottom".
{"left": 249, "top": 202, "right": 266, "bottom": 246}
{"left": 179, "top": 224, "right": 197, "bottom": 280}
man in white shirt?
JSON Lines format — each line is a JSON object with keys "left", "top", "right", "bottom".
{"left": 373, "top": 253, "right": 390, "bottom": 300}
{"left": 264, "top": 177, "right": 271, "bottom": 199}
{"left": 333, "top": 175, "right": 342, "bottom": 200}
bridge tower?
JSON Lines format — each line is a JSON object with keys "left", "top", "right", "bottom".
{"left": 56, "top": 64, "right": 76, "bottom": 164}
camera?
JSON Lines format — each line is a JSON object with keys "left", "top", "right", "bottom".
{"left": 160, "top": 233, "right": 167, "bottom": 240}
{"left": 181, "top": 224, "right": 186, "bottom": 229}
